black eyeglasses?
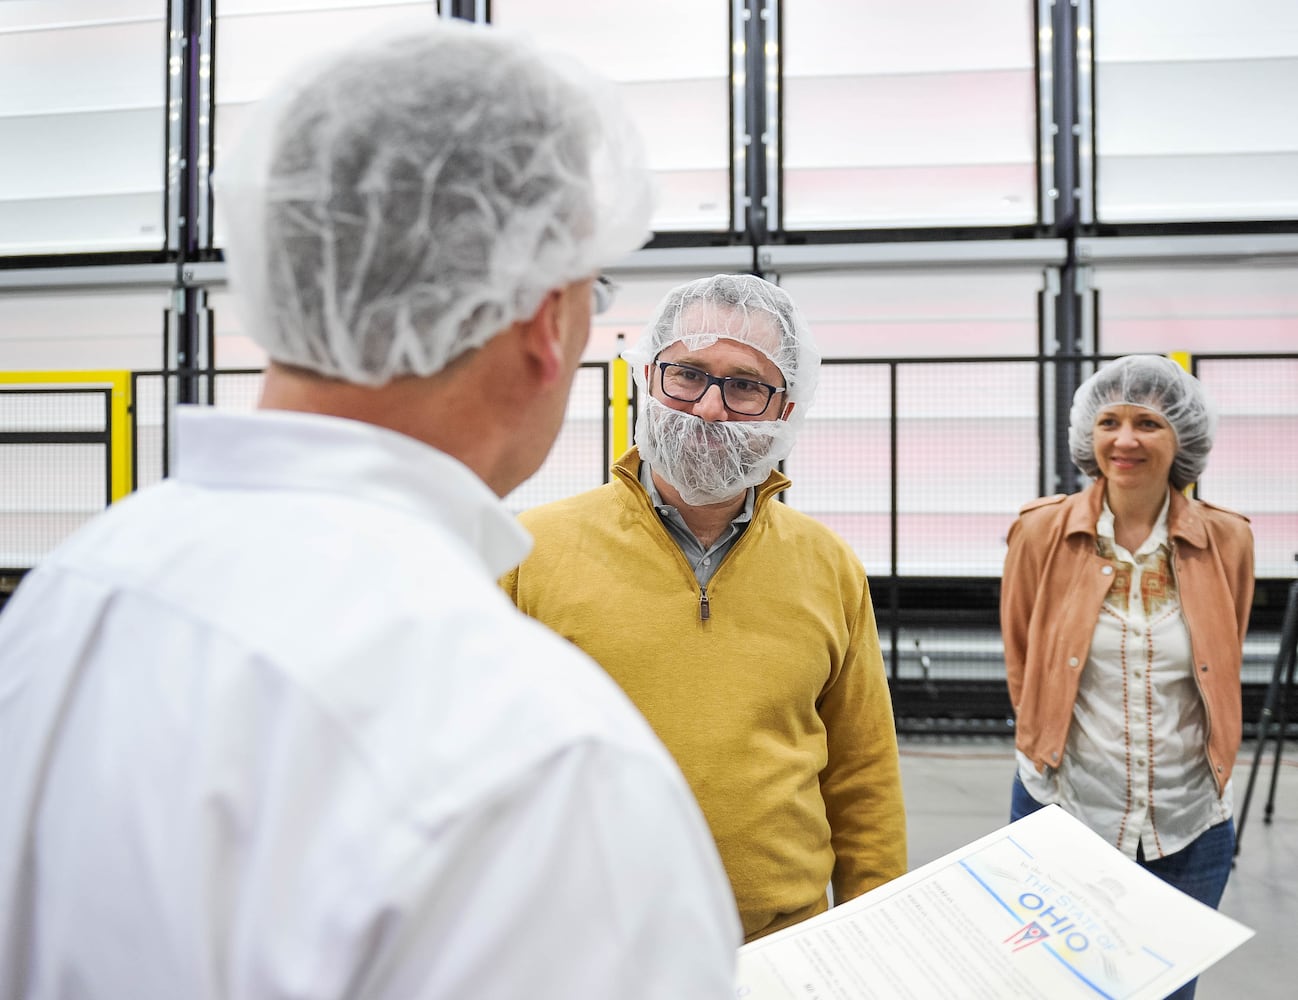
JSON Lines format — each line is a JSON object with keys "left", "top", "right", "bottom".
{"left": 655, "top": 361, "right": 785, "bottom": 416}
{"left": 591, "top": 275, "right": 618, "bottom": 315}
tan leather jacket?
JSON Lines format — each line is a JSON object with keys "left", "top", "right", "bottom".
{"left": 1001, "top": 480, "right": 1254, "bottom": 793}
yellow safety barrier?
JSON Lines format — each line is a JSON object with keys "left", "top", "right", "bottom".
{"left": 610, "top": 333, "right": 631, "bottom": 463}
{"left": 1165, "top": 352, "right": 1193, "bottom": 494}
{"left": 0, "top": 370, "right": 134, "bottom": 502}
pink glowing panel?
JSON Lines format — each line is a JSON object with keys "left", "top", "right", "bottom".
{"left": 780, "top": 272, "right": 1044, "bottom": 358}
{"left": 1094, "top": 265, "right": 1298, "bottom": 354}
{"left": 793, "top": 512, "right": 1018, "bottom": 578}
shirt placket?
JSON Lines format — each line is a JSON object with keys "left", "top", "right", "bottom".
{"left": 1122, "top": 554, "right": 1154, "bottom": 854}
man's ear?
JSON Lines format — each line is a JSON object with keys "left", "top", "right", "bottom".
{"left": 518, "top": 290, "right": 565, "bottom": 387}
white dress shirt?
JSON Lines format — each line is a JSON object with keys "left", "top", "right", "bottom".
{"left": 0, "top": 406, "right": 740, "bottom": 1000}
{"left": 1020, "top": 492, "right": 1231, "bottom": 859}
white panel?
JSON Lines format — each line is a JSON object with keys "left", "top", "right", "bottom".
{"left": 492, "top": 0, "right": 726, "bottom": 82}
{"left": 213, "top": 2, "right": 436, "bottom": 105}
{"left": 783, "top": 0, "right": 1034, "bottom": 75}
{"left": 491, "top": 0, "right": 729, "bottom": 232}
{"left": 0, "top": 110, "right": 161, "bottom": 198}
{"left": 0, "top": 290, "right": 170, "bottom": 371}
{"left": 219, "top": 0, "right": 416, "bottom": 15}
{"left": 206, "top": 288, "right": 275, "bottom": 369}
{"left": 776, "top": 270, "right": 1043, "bottom": 357}
{"left": 783, "top": 73, "right": 1034, "bottom": 168}
{"left": 0, "top": 2, "right": 167, "bottom": 255}
{"left": 0, "top": 0, "right": 160, "bottom": 32}
{"left": 1095, "top": 1, "right": 1298, "bottom": 223}
{"left": 621, "top": 78, "right": 729, "bottom": 229}
{"left": 1096, "top": 0, "right": 1298, "bottom": 62}
{"left": 211, "top": 0, "right": 728, "bottom": 239}
{"left": 1096, "top": 154, "right": 1298, "bottom": 224}
{"left": 781, "top": 0, "right": 1037, "bottom": 230}
{"left": 0, "top": 16, "right": 161, "bottom": 113}
{"left": 1091, "top": 264, "right": 1298, "bottom": 354}
{"left": 1099, "top": 61, "right": 1298, "bottom": 156}
{"left": 623, "top": 80, "right": 729, "bottom": 171}
{"left": 212, "top": 2, "right": 440, "bottom": 246}
{"left": 0, "top": 194, "right": 164, "bottom": 256}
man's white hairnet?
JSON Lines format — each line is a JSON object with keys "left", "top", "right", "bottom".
{"left": 1069, "top": 354, "right": 1218, "bottom": 490}
{"left": 623, "top": 274, "right": 821, "bottom": 504}
{"left": 623, "top": 273, "right": 821, "bottom": 411}
{"left": 213, "top": 19, "right": 652, "bottom": 385}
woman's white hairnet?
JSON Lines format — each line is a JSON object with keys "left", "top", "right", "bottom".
{"left": 212, "top": 19, "right": 652, "bottom": 385}
{"left": 1068, "top": 354, "right": 1218, "bottom": 490}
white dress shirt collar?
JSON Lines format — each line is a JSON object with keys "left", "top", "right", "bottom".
{"left": 174, "top": 406, "right": 531, "bottom": 577}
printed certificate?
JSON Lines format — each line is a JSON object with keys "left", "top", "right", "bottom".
{"left": 736, "top": 805, "right": 1252, "bottom": 1000}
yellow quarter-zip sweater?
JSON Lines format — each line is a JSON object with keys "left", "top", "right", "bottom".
{"left": 502, "top": 449, "right": 907, "bottom": 941}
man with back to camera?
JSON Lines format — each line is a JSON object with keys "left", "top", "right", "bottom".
{"left": 0, "top": 20, "right": 742, "bottom": 999}
{"left": 503, "top": 273, "right": 909, "bottom": 942}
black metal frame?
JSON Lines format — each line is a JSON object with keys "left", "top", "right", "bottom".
{"left": 1236, "top": 580, "right": 1298, "bottom": 856}
{"left": 3, "top": 6, "right": 1296, "bottom": 733}
{"left": 0, "top": 386, "right": 113, "bottom": 601}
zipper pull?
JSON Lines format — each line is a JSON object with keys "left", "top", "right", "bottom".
{"left": 699, "top": 588, "right": 710, "bottom": 621}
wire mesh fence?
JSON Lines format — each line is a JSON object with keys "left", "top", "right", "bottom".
{"left": 4, "top": 353, "right": 1295, "bottom": 729}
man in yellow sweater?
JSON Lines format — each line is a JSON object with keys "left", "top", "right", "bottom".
{"left": 502, "top": 273, "right": 907, "bottom": 942}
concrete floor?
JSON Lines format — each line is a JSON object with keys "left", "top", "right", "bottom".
{"left": 898, "top": 735, "right": 1298, "bottom": 999}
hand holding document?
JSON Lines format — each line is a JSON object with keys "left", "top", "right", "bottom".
{"left": 736, "top": 805, "right": 1252, "bottom": 1000}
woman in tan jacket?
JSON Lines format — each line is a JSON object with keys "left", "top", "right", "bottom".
{"left": 1001, "top": 355, "right": 1253, "bottom": 1000}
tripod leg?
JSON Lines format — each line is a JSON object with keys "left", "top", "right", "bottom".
{"left": 1236, "top": 646, "right": 1283, "bottom": 852}
{"left": 1263, "top": 641, "right": 1296, "bottom": 824}
{"left": 1236, "top": 581, "right": 1298, "bottom": 854}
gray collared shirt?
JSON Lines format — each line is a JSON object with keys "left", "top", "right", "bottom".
{"left": 640, "top": 461, "right": 754, "bottom": 586}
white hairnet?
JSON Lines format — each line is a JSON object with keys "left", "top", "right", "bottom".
{"left": 1069, "top": 354, "right": 1218, "bottom": 490}
{"left": 636, "top": 397, "right": 795, "bottom": 505}
{"left": 213, "top": 19, "right": 652, "bottom": 385}
{"left": 624, "top": 274, "right": 821, "bottom": 504}
{"left": 623, "top": 273, "right": 820, "bottom": 412}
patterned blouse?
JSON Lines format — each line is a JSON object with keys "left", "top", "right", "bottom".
{"left": 1019, "top": 490, "right": 1231, "bottom": 859}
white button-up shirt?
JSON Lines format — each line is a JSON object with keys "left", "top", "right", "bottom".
{"left": 1020, "top": 492, "right": 1231, "bottom": 859}
{"left": 0, "top": 407, "right": 739, "bottom": 1000}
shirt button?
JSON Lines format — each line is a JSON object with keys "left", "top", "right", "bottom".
{"left": 702, "top": 557, "right": 711, "bottom": 567}
{"left": 1134, "top": 668, "right": 1142, "bottom": 677}
{"left": 1200, "top": 663, "right": 1210, "bottom": 672}
{"left": 1068, "top": 657, "right": 1079, "bottom": 667}
{"left": 1051, "top": 752, "right": 1059, "bottom": 762}
{"left": 1102, "top": 566, "right": 1113, "bottom": 575}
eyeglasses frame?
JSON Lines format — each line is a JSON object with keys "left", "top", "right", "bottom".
{"left": 592, "top": 275, "right": 618, "bottom": 315}
{"left": 653, "top": 359, "right": 786, "bottom": 417}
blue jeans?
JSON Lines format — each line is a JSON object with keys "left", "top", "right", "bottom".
{"left": 1011, "top": 773, "right": 1235, "bottom": 1000}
